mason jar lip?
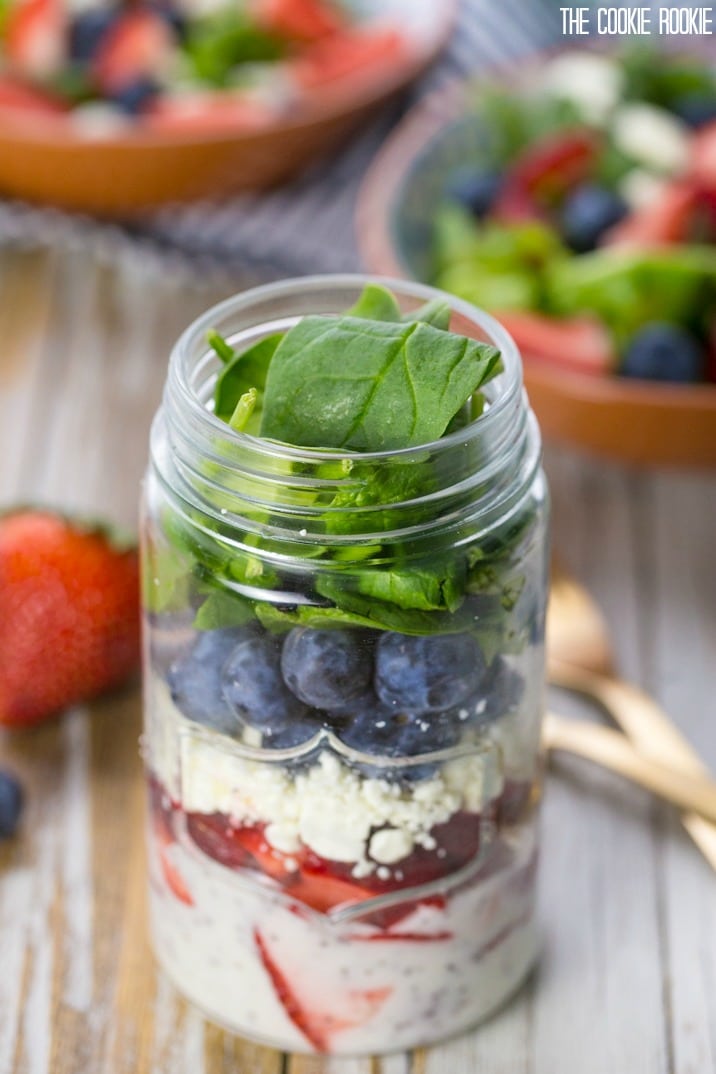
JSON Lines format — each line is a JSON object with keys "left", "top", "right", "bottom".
{"left": 168, "top": 274, "right": 523, "bottom": 464}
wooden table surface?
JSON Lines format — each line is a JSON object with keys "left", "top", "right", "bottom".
{"left": 1, "top": 247, "right": 715, "bottom": 1074}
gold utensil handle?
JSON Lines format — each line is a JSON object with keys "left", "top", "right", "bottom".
{"left": 548, "top": 660, "right": 716, "bottom": 871}
{"left": 544, "top": 713, "right": 716, "bottom": 825}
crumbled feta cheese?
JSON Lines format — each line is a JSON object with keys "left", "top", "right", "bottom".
{"left": 612, "top": 104, "right": 690, "bottom": 176}
{"left": 71, "top": 103, "right": 130, "bottom": 140}
{"left": 151, "top": 679, "right": 507, "bottom": 869}
{"left": 541, "top": 52, "right": 624, "bottom": 126}
{"left": 369, "top": 828, "right": 415, "bottom": 865}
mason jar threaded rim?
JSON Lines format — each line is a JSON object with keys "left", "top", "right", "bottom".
{"left": 168, "top": 275, "right": 522, "bottom": 460}
{"left": 155, "top": 276, "right": 541, "bottom": 547}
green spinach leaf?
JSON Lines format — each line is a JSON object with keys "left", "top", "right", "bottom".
{"left": 346, "top": 284, "right": 401, "bottom": 321}
{"left": 349, "top": 559, "right": 466, "bottom": 613}
{"left": 214, "top": 332, "right": 283, "bottom": 426}
{"left": 194, "top": 590, "right": 255, "bottom": 630}
{"left": 404, "top": 298, "right": 451, "bottom": 330}
{"left": 260, "top": 316, "right": 502, "bottom": 451}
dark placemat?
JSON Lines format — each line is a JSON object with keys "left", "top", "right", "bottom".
{"left": 0, "top": 0, "right": 566, "bottom": 280}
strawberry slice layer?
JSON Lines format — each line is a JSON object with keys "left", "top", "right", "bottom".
{"left": 255, "top": 928, "right": 391, "bottom": 1052}
{"left": 158, "top": 845, "right": 194, "bottom": 906}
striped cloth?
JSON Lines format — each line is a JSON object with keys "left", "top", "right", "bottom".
{"left": 0, "top": 0, "right": 624, "bottom": 278}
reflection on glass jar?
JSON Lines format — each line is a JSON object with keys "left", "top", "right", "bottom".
{"left": 141, "top": 275, "right": 549, "bottom": 1055}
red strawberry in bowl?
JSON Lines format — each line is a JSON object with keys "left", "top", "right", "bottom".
{"left": 0, "top": 509, "right": 140, "bottom": 728}
{"left": 0, "top": 75, "right": 66, "bottom": 117}
{"left": 3, "top": 0, "right": 65, "bottom": 81}
{"left": 691, "top": 121, "right": 716, "bottom": 194}
{"left": 92, "top": 9, "right": 174, "bottom": 95}
{"left": 252, "top": 0, "right": 344, "bottom": 41}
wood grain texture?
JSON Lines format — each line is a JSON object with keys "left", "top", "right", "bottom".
{"left": 0, "top": 249, "right": 715, "bottom": 1073}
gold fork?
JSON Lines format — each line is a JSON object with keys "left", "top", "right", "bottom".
{"left": 547, "top": 566, "right": 716, "bottom": 870}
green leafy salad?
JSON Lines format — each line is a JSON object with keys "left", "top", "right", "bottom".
{"left": 148, "top": 285, "right": 540, "bottom": 662}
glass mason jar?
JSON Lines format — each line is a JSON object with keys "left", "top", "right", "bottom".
{"left": 141, "top": 276, "right": 549, "bottom": 1056}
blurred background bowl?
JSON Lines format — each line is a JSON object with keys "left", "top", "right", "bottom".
{"left": 357, "top": 75, "right": 716, "bottom": 469}
{"left": 0, "top": 0, "right": 456, "bottom": 216}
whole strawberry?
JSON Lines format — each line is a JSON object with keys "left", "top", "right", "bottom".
{"left": 0, "top": 510, "right": 140, "bottom": 728}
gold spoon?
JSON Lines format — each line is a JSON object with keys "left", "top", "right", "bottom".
{"left": 547, "top": 567, "right": 716, "bottom": 870}
{"left": 543, "top": 712, "right": 716, "bottom": 824}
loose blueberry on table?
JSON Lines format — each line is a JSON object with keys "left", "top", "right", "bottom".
{"left": 0, "top": 770, "right": 23, "bottom": 840}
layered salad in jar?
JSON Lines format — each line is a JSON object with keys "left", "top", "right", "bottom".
{"left": 142, "top": 281, "right": 548, "bottom": 1054}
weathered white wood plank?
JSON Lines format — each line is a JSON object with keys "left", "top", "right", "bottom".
{"left": 647, "top": 470, "right": 716, "bottom": 1074}
{"left": 531, "top": 449, "right": 669, "bottom": 1074}
{"left": 1, "top": 251, "right": 715, "bottom": 1074}
{"left": 59, "top": 709, "right": 93, "bottom": 1014}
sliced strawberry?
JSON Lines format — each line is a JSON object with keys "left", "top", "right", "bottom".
{"left": 143, "top": 93, "right": 273, "bottom": 135}
{"left": 159, "top": 845, "right": 194, "bottom": 906}
{"left": 255, "top": 928, "right": 391, "bottom": 1052}
{"left": 0, "top": 74, "right": 66, "bottom": 115}
{"left": 495, "top": 130, "right": 598, "bottom": 219}
{"left": 252, "top": 0, "right": 344, "bottom": 40}
{"left": 603, "top": 181, "right": 697, "bottom": 247}
{"left": 186, "top": 814, "right": 302, "bottom": 880}
{"left": 345, "top": 929, "right": 453, "bottom": 943}
{"left": 361, "top": 893, "right": 447, "bottom": 931}
{"left": 499, "top": 779, "right": 533, "bottom": 825}
{"left": 255, "top": 927, "right": 331, "bottom": 1051}
{"left": 496, "top": 310, "right": 614, "bottom": 376}
{"left": 291, "top": 866, "right": 375, "bottom": 914}
{"left": 4, "top": 0, "right": 64, "bottom": 80}
{"left": 691, "top": 121, "right": 716, "bottom": 194}
{"left": 93, "top": 9, "right": 173, "bottom": 94}
{"left": 148, "top": 776, "right": 177, "bottom": 847}
{"left": 293, "top": 27, "right": 405, "bottom": 91}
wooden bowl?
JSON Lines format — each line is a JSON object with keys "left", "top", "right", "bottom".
{"left": 357, "top": 84, "right": 716, "bottom": 469}
{"left": 0, "top": 0, "right": 456, "bottom": 216}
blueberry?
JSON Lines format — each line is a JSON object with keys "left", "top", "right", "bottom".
{"left": 69, "top": 9, "right": 117, "bottom": 63}
{"left": 167, "top": 628, "right": 249, "bottom": 734}
{"left": 672, "top": 93, "right": 716, "bottom": 129}
{"left": 445, "top": 167, "right": 503, "bottom": 218}
{"left": 375, "top": 632, "right": 486, "bottom": 715}
{"left": 280, "top": 628, "right": 373, "bottom": 709}
{"left": 561, "top": 184, "right": 628, "bottom": 252}
{"left": 621, "top": 323, "right": 705, "bottom": 383}
{"left": 263, "top": 714, "right": 324, "bottom": 750}
{"left": 396, "top": 712, "right": 460, "bottom": 755}
{"left": 341, "top": 694, "right": 459, "bottom": 783}
{"left": 457, "top": 657, "right": 524, "bottom": 727}
{"left": 340, "top": 695, "right": 404, "bottom": 755}
{"left": 223, "top": 634, "right": 308, "bottom": 733}
{"left": 0, "top": 770, "right": 23, "bottom": 839}
{"left": 110, "top": 78, "right": 160, "bottom": 116}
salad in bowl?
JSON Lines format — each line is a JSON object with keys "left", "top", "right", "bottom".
{"left": 358, "top": 46, "right": 716, "bottom": 465}
{"left": 0, "top": 0, "right": 407, "bottom": 134}
{"left": 0, "top": 0, "right": 453, "bottom": 210}
{"left": 433, "top": 49, "right": 715, "bottom": 386}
